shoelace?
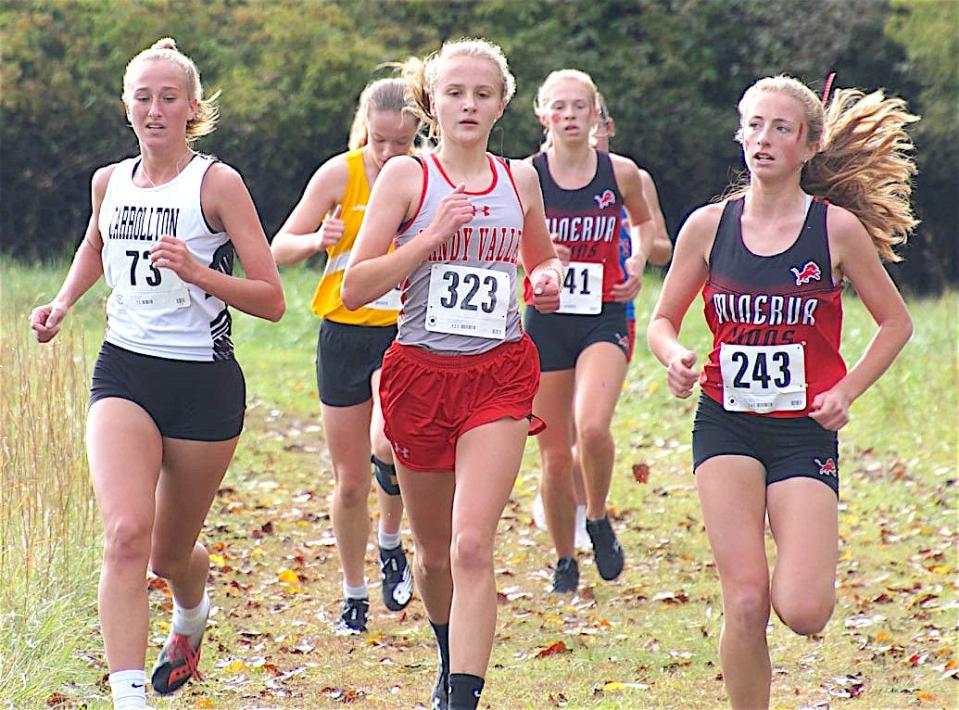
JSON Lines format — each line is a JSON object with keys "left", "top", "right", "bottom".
{"left": 169, "top": 634, "right": 204, "bottom": 682}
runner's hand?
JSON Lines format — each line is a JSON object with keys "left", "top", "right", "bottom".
{"left": 809, "top": 386, "right": 851, "bottom": 431}
{"left": 423, "top": 184, "right": 473, "bottom": 249}
{"left": 531, "top": 267, "right": 561, "bottom": 314}
{"left": 315, "top": 205, "right": 345, "bottom": 251}
{"left": 150, "top": 235, "right": 202, "bottom": 284}
{"left": 30, "top": 301, "right": 68, "bottom": 343}
{"left": 666, "top": 350, "right": 698, "bottom": 398}
{"left": 611, "top": 254, "right": 644, "bottom": 302}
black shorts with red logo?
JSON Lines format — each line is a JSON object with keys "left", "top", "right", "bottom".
{"left": 692, "top": 393, "right": 839, "bottom": 495}
{"left": 379, "top": 335, "right": 541, "bottom": 472}
{"left": 523, "top": 301, "right": 629, "bottom": 372}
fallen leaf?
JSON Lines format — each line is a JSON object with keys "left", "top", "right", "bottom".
{"left": 632, "top": 462, "right": 650, "bottom": 484}
{"left": 535, "top": 641, "right": 572, "bottom": 658}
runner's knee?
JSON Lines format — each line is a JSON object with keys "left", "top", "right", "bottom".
{"left": 102, "top": 517, "right": 152, "bottom": 568}
{"left": 450, "top": 529, "right": 492, "bottom": 576}
{"left": 773, "top": 590, "right": 834, "bottom": 635}
{"left": 722, "top": 584, "right": 771, "bottom": 632}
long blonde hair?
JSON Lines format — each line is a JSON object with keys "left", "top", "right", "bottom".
{"left": 123, "top": 37, "right": 220, "bottom": 142}
{"left": 730, "top": 75, "right": 919, "bottom": 261}
{"left": 401, "top": 37, "right": 516, "bottom": 144}
{"left": 347, "top": 77, "right": 418, "bottom": 151}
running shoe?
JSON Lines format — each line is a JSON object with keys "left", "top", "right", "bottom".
{"left": 551, "top": 557, "right": 580, "bottom": 593}
{"left": 586, "top": 515, "right": 624, "bottom": 581}
{"left": 335, "top": 597, "right": 369, "bottom": 635}
{"left": 379, "top": 544, "right": 413, "bottom": 612}
{"left": 151, "top": 629, "right": 205, "bottom": 695}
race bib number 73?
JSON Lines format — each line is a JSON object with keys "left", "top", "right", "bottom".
{"left": 719, "top": 342, "right": 806, "bottom": 413}
{"left": 110, "top": 239, "right": 190, "bottom": 310}
{"left": 425, "top": 264, "right": 509, "bottom": 340}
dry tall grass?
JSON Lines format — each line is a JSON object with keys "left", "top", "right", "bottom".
{"left": 0, "top": 308, "right": 100, "bottom": 703}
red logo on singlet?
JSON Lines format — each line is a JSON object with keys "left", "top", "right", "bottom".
{"left": 815, "top": 457, "right": 837, "bottom": 477}
{"left": 790, "top": 261, "right": 821, "bottom": 286}
{"left": 471, "top": 204, "right": 491, "bottom": 217}
{"left": 593, "top": 189, "right": 616, "bottom": 209}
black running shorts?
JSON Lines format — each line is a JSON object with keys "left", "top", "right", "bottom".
{"left": 316, "top": 319, "right": 397, "bottom": 407}
{"left": 523, "top": 301, "right": 629, "bottom": 372}
{"left": 90, "top": 341, "right": 245, "bottom": 441}
{"left": 692, "top": 393, "right": 840, "bottom": 495}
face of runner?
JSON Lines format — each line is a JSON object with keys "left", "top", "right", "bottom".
{"left": 432, "top": 55, "right": 505, "bottom": 146}
{"left": 592, "top": 116, "right": 615, "bottom": 152}
{"left": 740, "top": 91, "right": 817, "bottom": 179}
{"left": 125, "top": 59, "right": 196, "bottom": 151}
{"left": 366, "top": 109, "right": 418, "bottom": 170}
{"left": 541, "top": 78, "right": 596, "bottom": 146}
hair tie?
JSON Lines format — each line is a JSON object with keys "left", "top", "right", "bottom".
{"left": 821, "top": 71, "right": 836, "bottom": 106}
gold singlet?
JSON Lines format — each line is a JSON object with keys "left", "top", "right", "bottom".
{"left": 310, "top": 149, "right": 399, "bottom": 325}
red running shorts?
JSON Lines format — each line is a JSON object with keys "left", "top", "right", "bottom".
{"left": 379, "top": 334, "right": 542, "bottom": 472}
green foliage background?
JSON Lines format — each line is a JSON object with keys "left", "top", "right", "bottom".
{"left": 2, "top": 0, "right": 956, "bottom": 291}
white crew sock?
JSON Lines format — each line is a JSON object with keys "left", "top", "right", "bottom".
{"left": 172, "top": 590, "right": 209, "bottom": 647}
{"left": 110, "top": 669, "right": 147, "bottom": 709}
{"left": 343, "top": 579, "right": 369, "bottom": 600}
{"left": 378, "top": 527, "right": 402, "bottom": 550}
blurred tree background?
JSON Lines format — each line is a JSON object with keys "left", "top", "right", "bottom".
{"left": 2, "top": 0, "right": 955, "bottom": 292}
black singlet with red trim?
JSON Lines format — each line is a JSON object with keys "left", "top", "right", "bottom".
{"left": 700, "top": 195, "right": 846, "bottom": 418}
{"left": 523, "top": 150, "right": 625, "bottom": 303}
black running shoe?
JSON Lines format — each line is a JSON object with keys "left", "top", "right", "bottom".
{"left": 551, "top": 557, "right": 580, "bottom": 593}
{"left": 335, "top": 597, "right": 369, "bottom": 635}
{"left": 379, "top": 544, "right": 413, "bottom": 612}
{"left": 431, "top": 666, "right": 449, "bottom": 710}
{"left": 586, "top": 515, "right": 624, "bottom": 581}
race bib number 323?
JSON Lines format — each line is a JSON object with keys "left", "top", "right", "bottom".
{"left": 719, "top": 342, "right": 806, "bottom": 413}
{"left": 425, "top": 264, "right": 509, "bottom": 340}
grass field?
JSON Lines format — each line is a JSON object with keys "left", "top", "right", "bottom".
{"left": 1, "top": 260, "right": 956, "bottom": 709}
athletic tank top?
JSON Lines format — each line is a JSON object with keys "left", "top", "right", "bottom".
{"left": 524, "top": 150, "right": 625, "bottom": 307}
{"left": 310, "top": 149, "right": 399, "bottom": 326}
{"left": 395, "top": 153, "right": 525, "bottom": 355}
{"left": 99, "top": 154, "right": 236, "bottom": 361}
{"left": 700, "top": 195, "right": 846, "bottom": 417}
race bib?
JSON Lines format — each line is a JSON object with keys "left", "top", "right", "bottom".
{"left": 425, "top": 264, "right": 509, "bottom": 340}
{"left": 719, "top": 342, "right": 806, "bottom": 413}
{"left": 110, "top": 240, "right": 190, "bottom": 310}
{"left": 558, "top": 261, "right": 603, "bottom": 315}
{"left": 366, "top": 285, "right": 401, "bottom": 311}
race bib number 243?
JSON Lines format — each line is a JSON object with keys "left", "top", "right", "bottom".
{"left": 719, "top": 342, "right": 806, "bottom": 413}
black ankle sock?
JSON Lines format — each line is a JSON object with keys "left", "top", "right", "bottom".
{"left": 429, "top": 620, "right": 450, "bottom": 673}
{"left": 448, "top": 673, "right": 484, "bottom": 709}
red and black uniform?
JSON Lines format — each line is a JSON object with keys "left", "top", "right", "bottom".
{"left": 523, "top": 150, "right": 631, "bottom": 371}
{"left": 692, "top": 195, "right": 843, "bottom": 493}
